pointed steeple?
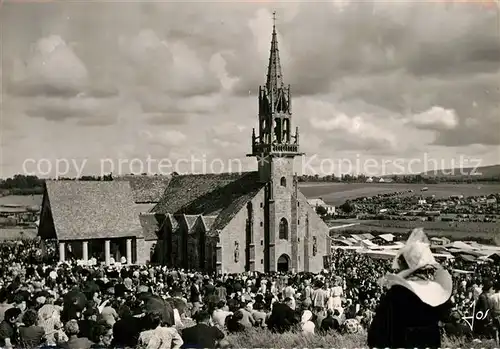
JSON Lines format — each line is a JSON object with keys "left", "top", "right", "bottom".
{"left": 248, "top": 10, "right": 302, "bottom": 164}
{"left": 266, "top": 11, "right": 284, "bottom": 101}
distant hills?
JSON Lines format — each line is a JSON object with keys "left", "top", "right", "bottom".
{"left": 420, "top": 164, "right": 500, "bottom": 178}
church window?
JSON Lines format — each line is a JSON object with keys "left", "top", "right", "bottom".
{"left": 261, "top": 259, "right": 264, "bottom": 264}
{"left": 260, "top": 240, "right": 263, "bottom": 246}
{"left": 280, "top": 176, "right": 286, "bottom": 187}
{"left": 279, "top": 218, "right": 288, "bottom": 240}
{"left": 298, "top": 220, "right": 300, "bottom": 225}
{"left": 260, "top": 202, "right": 263, "bottom": 208}
{"left": 260, "top": 222, "right": 263, "bottom": 227}
{"left": 274, "top": 119, "right": 282, "bottom": 143}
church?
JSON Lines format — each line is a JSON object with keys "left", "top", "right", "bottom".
{"left": 38, "top": 20, "right": 331, "bottom": 274}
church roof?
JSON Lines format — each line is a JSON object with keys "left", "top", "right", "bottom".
{"left": 116, "top": 175, "right": 172, "bottom": 203}
{"left": 152, "top": 171, "right": 264, "bottom": 235}
{"left": 152, "top": 172, "right": 256, "bottom": 214}
{"left": 41, "top": 180, "right": 143, "bottom": 241}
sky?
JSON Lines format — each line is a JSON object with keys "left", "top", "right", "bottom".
{"left": 1, "top": 0, "right": 499, "bottom": 178}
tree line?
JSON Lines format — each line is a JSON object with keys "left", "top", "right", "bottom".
{"left": 297, "top": 174, "right": 500, "bottom": 183}
{"left": 1, "top": 171, "right": 499, "bottom": 196}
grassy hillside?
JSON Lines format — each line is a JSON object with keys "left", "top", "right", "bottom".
{"left": 420, "top": 164, "right": 500, "bottom": 178}
{"left": 226, "top": 328, "right": 492, "bottom": 348}
{"left": 298, "top": 182, "right": 500, "bottom": 206}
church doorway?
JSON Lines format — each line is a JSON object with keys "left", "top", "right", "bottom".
{"left": 277, "top": 254, "right": 290, "bottom": 272}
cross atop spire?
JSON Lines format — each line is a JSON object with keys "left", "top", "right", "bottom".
{"left": 266, "top": 10, "right": 283, "bottom": 97}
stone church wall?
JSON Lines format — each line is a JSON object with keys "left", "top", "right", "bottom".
{"left": 220, "top": 188, "right": 266, "bottom": 273}
{"left": 136, "top": 238, "right": 154, "bottom": 265}
{"left": 297, "top": 191, "right": 331, "bottom": 272}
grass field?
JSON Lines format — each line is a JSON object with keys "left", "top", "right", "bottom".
{"left": 226, "top": 328, "right": 494, "bottom": 348}
{"left": 0, "top": 194, "right": 43, "bottom": 206}
{"left": 299, "top": 183, "right": 500, "bottom": 206}
{"left": 0, "top": 228, "right": 37, "bottom": 241}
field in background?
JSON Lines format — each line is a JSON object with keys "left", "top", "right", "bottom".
{"left": 226, "top": 328, "right": 494, "bottom": 348}
{"left": 0, "top": 228, "right": 37, "bottom": 241}
{"left": 0, "top": 194, "right": 42, "bottom": 206}
{"left": 299, "top": 182, "right": 500, "bottom": 206}
{"left": 1, "top": 184, "right": 499, "bottom": 208}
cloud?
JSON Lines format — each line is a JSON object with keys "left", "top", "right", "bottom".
{"left": 7, "top": 35, "right": 116, "bottom": 99}
{"left": 0, "top": 1, "right": 498, "bottom": 177}
{"left": 305, "top": 98, "right": 398, "bottom": 151}
{"left": 144, "top": 130, "right": 188, "bottom": 148}
{"left": 119, "top": 29, "right": 223, "bottom": 103}
{"left": 408, "top": 106, "right": 459, "bottom": 131}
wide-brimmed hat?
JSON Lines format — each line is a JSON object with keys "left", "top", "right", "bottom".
{"left": 384, "top": 228, "right": 452, "bottom": 307}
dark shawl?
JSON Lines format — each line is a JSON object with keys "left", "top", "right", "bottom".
{"left": 368, "top": 285, "right": 451, "bottom": 349}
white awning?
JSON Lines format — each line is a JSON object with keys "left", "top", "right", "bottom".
{"left": 379, "top": 233, "right": 394, "bottom": 242}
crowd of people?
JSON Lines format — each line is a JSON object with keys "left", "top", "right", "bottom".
{"left": 0, "top": 235, "right": 498, "bottom": 348}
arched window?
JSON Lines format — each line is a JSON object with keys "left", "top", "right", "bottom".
{"left": 279, "top": 218, "right": 288, "bottom": 240}
{"left": 280, "top": 176, "right": 286, "bottom": 187}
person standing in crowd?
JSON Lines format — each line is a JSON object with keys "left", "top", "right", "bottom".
{"left": 311, "top": 281, "right": 328, "bottom": 310}
{"left": 368, "top": 228, "right": 453, "bottom": 349}
{"left": 283, "top": 280, "right": 296, "bottom": 310}
{"left": 302, "top": 279, "right": 312, "bottom": 309}
{"left": 189, "top": 279, "right": 202, "bottom": 316}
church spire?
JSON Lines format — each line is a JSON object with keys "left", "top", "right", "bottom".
{"left": 248, "top": 10, "right": 302, "bottom": 167}
{"left": 266, "top": 11, "right": 284, "bottom": 101}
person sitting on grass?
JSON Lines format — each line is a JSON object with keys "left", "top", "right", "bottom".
{"left": 320, "top": 309, "right": 340, "bottom": 334}
{"left": 181, "top": 310, "right": 228, "bottom": 349}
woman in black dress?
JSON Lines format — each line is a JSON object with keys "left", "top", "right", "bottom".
{"left": 368, "top": 228, "right": 452, "bottom": 349}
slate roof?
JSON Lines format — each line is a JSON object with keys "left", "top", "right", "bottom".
{"left": 153, "top": 172, "right": 264, "bottom": 236}
{"left": 152, "top": 172, "right": 256, "bottom": 214}
{"left": 134, "top": 203, "right": 156, "bottom": 216}
{"left": 139, "top": 213, "right": 162, "bottom": 241}
{"left": 117, "top": 175, "right": 172, "bottom": 203}
{"left": 41, "top": 181, "right": 143, "bottom": 241}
